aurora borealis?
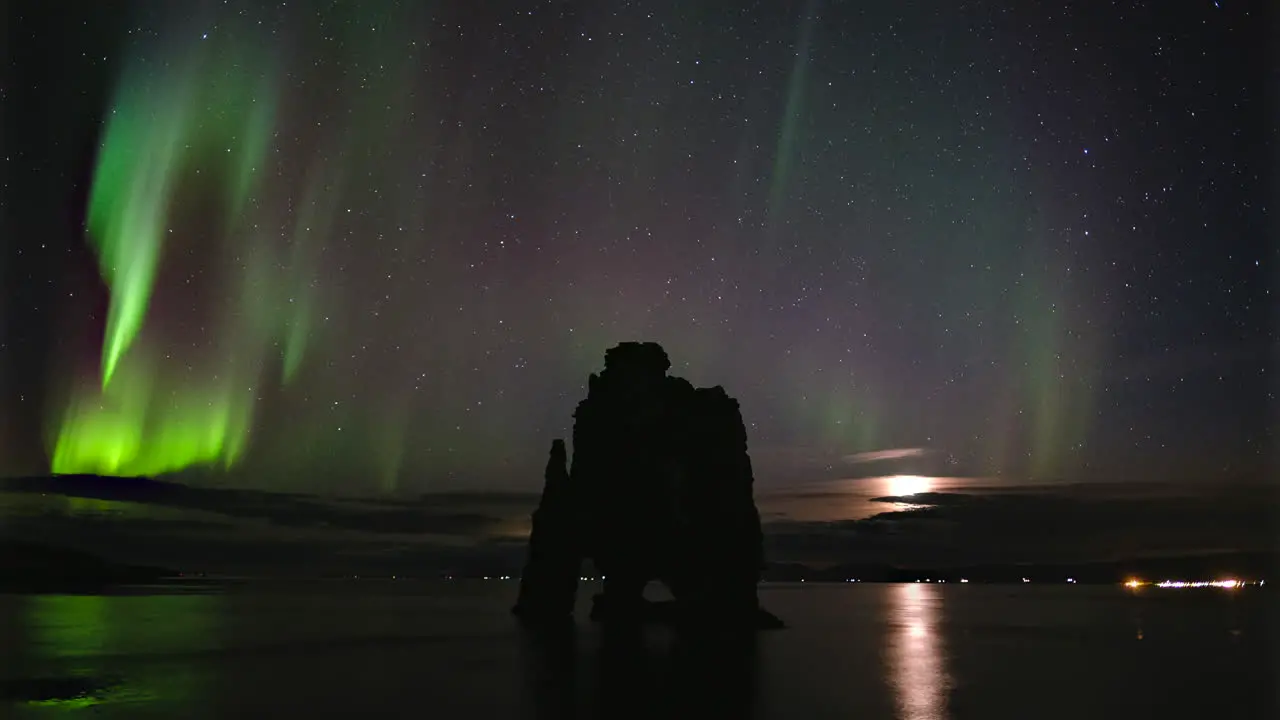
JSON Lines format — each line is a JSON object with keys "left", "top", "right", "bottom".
{"left": 2, "top": 0, "right": 1273, "bottom": 493}
{"left": 53, "top": 31, "right": 280, "bottom": 477}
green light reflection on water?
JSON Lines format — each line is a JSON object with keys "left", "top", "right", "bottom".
{"left": 17, "top": 595, "right": 222, "bottom": 715}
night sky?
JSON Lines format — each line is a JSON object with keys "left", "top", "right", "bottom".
{"left": 1, "top": 0, "right": 1274, "bottom": 495}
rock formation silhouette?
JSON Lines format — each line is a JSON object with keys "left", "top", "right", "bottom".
{"left": 511, "top": 439, "right": 580, "bottom": 622}
{"left": 513, "top": 342, "right": 783, "bottom": 629}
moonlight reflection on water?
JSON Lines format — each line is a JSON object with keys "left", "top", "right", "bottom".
{"left": 890, "top": 582, "right": 950, "bottom": 720}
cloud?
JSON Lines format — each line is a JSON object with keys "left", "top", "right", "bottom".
{"left": 841, "top": 448, "right": 928, "bottom": 464}
{"left": 7, "top": 475, "right": 1274, "bottom": 574}
{"left": 0, "top": 475, "right": 532, "bottom": 537}
{"left": 0, "top": 477, "right": 541, "bottom": 575}
{"left": 762, "top": 483, "right": 1279, "bottom": 566}
{"left": 749, "top": 445, "right": 939, "bottom": 488}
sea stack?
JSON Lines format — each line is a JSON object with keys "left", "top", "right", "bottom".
{"left": 513, "top": 342, "right": 782, "bottom": 630}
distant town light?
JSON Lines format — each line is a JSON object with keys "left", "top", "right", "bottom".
{"left": 1124, "top": 578, "right": 1258, "bottom": 589}
{"left": 1156, "top": 579, "right": 1242, "bottom": 589}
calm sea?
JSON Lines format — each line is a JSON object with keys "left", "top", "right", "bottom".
{"left": 0, "top": 582, "right": 1273, "bottom": 719}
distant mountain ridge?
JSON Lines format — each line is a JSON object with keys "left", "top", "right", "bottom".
{"left": 0, "top": 540, "right": 177, "bottom": 593}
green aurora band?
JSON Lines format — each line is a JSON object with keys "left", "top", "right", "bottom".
{"left": 50, "top": 36, "right": 303, "bottom": 477}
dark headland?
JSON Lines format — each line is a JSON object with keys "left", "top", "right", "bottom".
{"left": 0, "top": 539, "right": 178, "bottom": 593}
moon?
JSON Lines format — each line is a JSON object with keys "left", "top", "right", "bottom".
{"left": 886, "top": 474, "right": 932, "bottom": 497}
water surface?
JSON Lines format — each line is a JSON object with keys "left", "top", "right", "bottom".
{"left": 0, "top": 582, "right": 1272, "bottom": 718}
